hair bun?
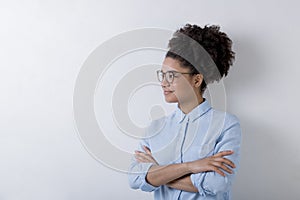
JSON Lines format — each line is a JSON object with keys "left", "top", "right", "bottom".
{"left": 166, "top": 23, "right": 235, "bottom": 92}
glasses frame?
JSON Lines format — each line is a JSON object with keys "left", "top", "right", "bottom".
{"left": 156, "top": 70, "right": 195, "bottom": 84}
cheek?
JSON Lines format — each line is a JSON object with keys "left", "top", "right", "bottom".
{"left": 172, "top": 82, "right": 196, "bottom": 101}
{"left": 172, "top": 84, "right": 186, "bottom": 99}
{"left": 173, "top": 81, "right": 192, "bottom": 93}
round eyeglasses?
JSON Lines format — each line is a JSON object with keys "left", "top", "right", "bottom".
{"left": 156, "top": 70, "right": 195, "bottom": 84}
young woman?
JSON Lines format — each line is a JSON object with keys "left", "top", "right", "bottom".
{"left": 128, "top": 24, "right": 241, "bottom": 200}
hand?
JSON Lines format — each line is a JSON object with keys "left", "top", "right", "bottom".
{"left": 187, "top": 150, "right": 236, "bottom": 177}
{"left": 134, "top": 145, "right": 159, "bottom": 166}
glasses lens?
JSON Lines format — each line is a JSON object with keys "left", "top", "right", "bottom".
{"left": 157, "top": 71, "right": 163, "bottom": 82}
{"left": 166, "top": 72, "right": 174, "bottom": 83}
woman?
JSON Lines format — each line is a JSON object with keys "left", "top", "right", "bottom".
{"left": 128, "top": 24, "right": 241, "bottom": 200}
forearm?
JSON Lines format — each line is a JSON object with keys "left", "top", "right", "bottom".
{"left": 146, "top": 163, "right": 190, "bottom": 187}
{"left": 166, "top": 174, "right": 198, "bottom": 193}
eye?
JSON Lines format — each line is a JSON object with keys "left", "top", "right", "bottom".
{"left": 167, "top": 72, "right": 174, "bottom": 79}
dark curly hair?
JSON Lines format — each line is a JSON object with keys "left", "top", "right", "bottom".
{"left": 165, "top": 24, "right": 235, "bottom": 93}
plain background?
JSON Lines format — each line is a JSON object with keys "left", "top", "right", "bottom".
{"left": 1, "top": 0, "right": 300, "bottom": 199}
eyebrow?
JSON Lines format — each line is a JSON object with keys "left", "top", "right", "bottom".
{"left": 160, "top": 70, "right": 180, "bottom": 73}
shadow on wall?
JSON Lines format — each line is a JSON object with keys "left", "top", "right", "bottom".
{"left": 232, "top": 116, "right": 299, "bottom": 199}
{"left": 224, "top": 35, "right": 300, "bottom": 199}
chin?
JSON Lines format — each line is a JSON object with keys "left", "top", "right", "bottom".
{"left": 164, "top": 97, "right": 178, "bottom": 103}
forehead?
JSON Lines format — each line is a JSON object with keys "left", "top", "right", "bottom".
{"left": 161, "top": 57, "right": 189, "bottom": 72}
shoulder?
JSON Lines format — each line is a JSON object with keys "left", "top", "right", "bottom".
{"left": 209, "top": 108, "right": 241, "bottom": 129}
{"left": 208, "top": 109, "right": 242, "bottom": 145}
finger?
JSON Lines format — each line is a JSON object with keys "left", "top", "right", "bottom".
{"left": 216, "top": 169, "right": 226, "bottom": 177}
{"left": 211, "top": 166, "right": 226, "bottom": 177}
{"left": 135, "top": 150, "right": 150, "bottom": 157}
{"left": 135, "top": 152, "right": 154, "bottom": 162}
{"left": 143, "top": 145, "right": 152, "bottom": 154}
{"left": 135, "top": 151, "right": 150, "bottom": 160}
{"left": 134, "top": 154, "right": 145, "bottom": 162}
{"left": 135, "top": 153, "right": 151, "bottom": 162}
{"left": 224, "top": 158, "right": 236, "bottom": 168}
{"left": 217, "top": 150, "right": 234, "bottom": 156}
{"left": 135, "top": 150, "right": 159, "bottom": 165}
{"left": 220, "top": 165, "right": 233, "bottom": 174}
{"left": 214, "top": 157, "right": 236, "bottom": 168}
{"left": 135, "top": 155, "right": 157, "bottom": 164}
{"left": 210, "top": 158, "right": 234, "bottom": 174}
{"left": 213, "top": 162, "right": 233, "bottom": 174}
{"left": 213, "top": 150, "right": 234, "bottom": 158}
{"left": 135, "top": 152, "right": 148, "bottom": 159}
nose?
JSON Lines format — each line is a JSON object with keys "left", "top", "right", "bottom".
{"left": 160, "top": 75, "right": 170, "bottom": 87}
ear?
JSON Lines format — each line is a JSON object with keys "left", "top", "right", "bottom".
{"left": 194, "top": 74, "right": 203, "bottom": 88}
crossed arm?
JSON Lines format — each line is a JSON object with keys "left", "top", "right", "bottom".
{"left": 134, "top": 146, "right": 235, "bottom": 193}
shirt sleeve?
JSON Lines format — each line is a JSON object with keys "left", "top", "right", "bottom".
{"left": 127, "top": 135, "right": 159, "bottom": 192}
{"left": 190, "top": 114, "right": 242, "bottom": 196}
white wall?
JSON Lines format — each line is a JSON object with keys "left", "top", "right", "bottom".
{"left": 1, "top": 0, "right": 299, "bottom": 199}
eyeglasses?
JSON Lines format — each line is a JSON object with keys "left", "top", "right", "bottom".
{"left": 156, "top": 70, "right": 195, "bottom": 84}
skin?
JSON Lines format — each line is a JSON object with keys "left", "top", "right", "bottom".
{"left": 160, "top": 57, "right": 204, "bottom": 114}
{"left": 134, "top": 57, "right": 236, "bottom": 193}
{"left": 135, "top": 146, "right": 235, "bottom": 192}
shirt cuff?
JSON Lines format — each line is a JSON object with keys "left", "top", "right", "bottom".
{"left": 140, "top": 163, "right": 159, "bottom": 192}
{"left": 190, "top": 173, "right": 208, "bottom": 196}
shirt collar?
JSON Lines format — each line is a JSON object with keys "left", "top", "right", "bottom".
{"left": 175, "top": 98, "right": 211, "bottom": 123}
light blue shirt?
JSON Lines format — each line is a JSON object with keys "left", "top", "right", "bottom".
{"left": 128, "top": 99, "right": 242, "bottom": 200}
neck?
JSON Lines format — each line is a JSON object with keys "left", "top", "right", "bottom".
{"left": 178, "top": 95, "right": 204, "bottom": 114}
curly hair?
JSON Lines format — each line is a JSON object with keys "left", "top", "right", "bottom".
{"left": 165, "top": 24, "right": 235, "bottom": 93}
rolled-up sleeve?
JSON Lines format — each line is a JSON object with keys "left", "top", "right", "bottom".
{"left": 127, "top": 140, "right": 159, "bottom": 192}
{"left": 190, "top": 115, "right": 242, "bottom": 196}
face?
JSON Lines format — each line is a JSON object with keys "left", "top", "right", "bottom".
{"left": 159, "top": 57, "right": 202, "bottom": 104}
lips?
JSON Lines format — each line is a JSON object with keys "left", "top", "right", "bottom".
{"left": 163, "top": 90, "right": 174, "bottom": 95}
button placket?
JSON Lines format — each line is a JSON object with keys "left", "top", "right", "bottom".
{"left": 175, "top": 116, "right": 189, "bottom": 163}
